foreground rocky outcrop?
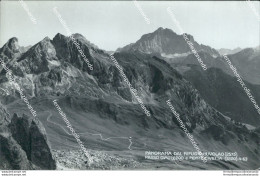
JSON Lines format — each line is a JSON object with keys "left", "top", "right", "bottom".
{"left": 0, "top": 103, "right": 56, "bottom": 170}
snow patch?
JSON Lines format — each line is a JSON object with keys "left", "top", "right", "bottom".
{"left": 47, "top": 60, "right": 60, "bottom": 66}
{"left": 161, "top": 52, "right": 189, "bottom": 59}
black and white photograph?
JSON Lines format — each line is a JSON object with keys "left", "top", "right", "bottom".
{"left": 0, "top": 0, "right": 259, "bottom": 175}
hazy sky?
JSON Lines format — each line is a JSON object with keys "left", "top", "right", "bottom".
{"left": 0, "top": 1, "right": 259, "bottom": 51}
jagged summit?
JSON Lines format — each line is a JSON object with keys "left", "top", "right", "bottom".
{"left": 23, "top": 36, "right": 56, "bottom": 58}
{"left": 42, "top": 36, "right": 51, "bottom": 42}
{"left": 53, "top": 33, "right": 67, "bottom": 42}
{"left": 71, "top": 33, "right": 85, "bottom": 39}
{"left": 54, "top": 33, "right": 65, "bottom": 38}
{"left": 52, "top": 32, "right": 100, "bottom": 50}
{"left": 0, "top": 37, "right": 21, "bottom": 60}
{"left": 71, "top": 33, "right": 99, "bottom": 49}
{"left": 0, "top": 37, "right": 19, "bottom": 52}
{"left": 154, "top": 27, "right": 176, "bottom": 34}
{"left": 153, "top": 27, "right": 195, "bottom": 41}
{"left": 7, "top": 37, "right": 19, "bottom": 46}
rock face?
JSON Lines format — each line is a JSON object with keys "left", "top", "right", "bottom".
{"left": 224, "top": 48, "right": 260, "bottom": 85}
{"left": 9, "top": 114, "right": 56, "bottom": 169}
{"left": 0, "top": 103, "right": 56, "bottom": 170}
{"left": 0, "top": 134, "right": 31, "bottom": 170}
{"left": 158, "top": 45, "right": 260, "bottom": 126}
{"left": 0, "top": 37, "right": 20, "bottom": 60}
{"left": 182, "top": 66, "right": 260, "bottom": 125}
{"left": 0, "top": 103, "right": 31, "bottom": 170}
{"left": 117, "top": 27, "right": 219, "bottom": 57}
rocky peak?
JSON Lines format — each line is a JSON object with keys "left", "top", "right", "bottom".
{"left": 0, "top": 37, "right": 21, "bottom": 60}
{"left": 183, "top": 33, "right": 195, "bottom": 42}
{"left": 41, "top": 37, "right": 51, "bottom": 43}
{"left": 14, "top": 37, "right": 58, "bottom": 75}
{"left": 37, "top": 36, "right": 54, "bottom": 49}
{"left": 53, "top": 33, "right": 67, "bottom": 44}
{"left": 20, "top": 36, "right": 56, "bottom": 59}
{"left": 71, "top": 33, "right": 99, "bottom": 49}
{"left": 7, "top": 37, "right": 20, "bottom": 52}
{"left": 72, "top": 33, "right": 85, "bottom": 39}
{"left": 118, "top": 27, "right": 219, "bottom": 57}
{"left": 139, "top": 27, "right": 178, "bottom": 41}
{"left": 153, "top": 27, "right": 176, "bottom": 35}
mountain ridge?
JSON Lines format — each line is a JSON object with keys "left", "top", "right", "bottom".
{"left": 117, "top": 27, "right": 220, "bottom": 58}
{"left": 0, "top": 32, "right": 260, "bottom": 170}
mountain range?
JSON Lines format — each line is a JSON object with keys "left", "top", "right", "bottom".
{"left": 118, "top": 28, "right": 260, "bottom": 85}
{"left": 118, "top": 28, "right": 260, "bottom": 125}
{"left": 0, "top": 28, "right": 259, "bottom": 170}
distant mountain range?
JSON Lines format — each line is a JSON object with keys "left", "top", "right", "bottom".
{"left": 118, "top": 28, "right": 260, "bottom": 85}
{"left": 0, "top": 28, "right": 260, "bottom": 170}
